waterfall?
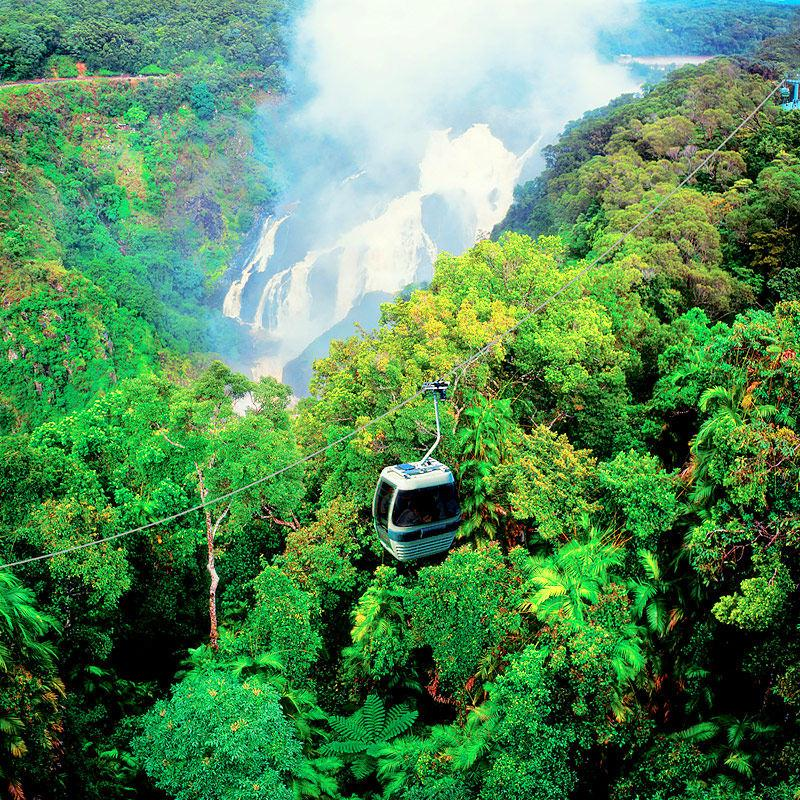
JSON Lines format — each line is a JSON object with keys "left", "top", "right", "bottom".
{"left": 226, "top": 124, "right": 535, "bottom": 386}
{"left": 222, "top": 214, "right": 290, "bottom": 322}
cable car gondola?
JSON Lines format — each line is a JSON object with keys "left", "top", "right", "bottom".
{"left": 372, "top": 381, "right": 461, "bottom": 562}
{"left": 782, "top": 77, "right": 800, "bottom": 112}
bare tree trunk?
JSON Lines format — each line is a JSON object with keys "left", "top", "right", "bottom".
{"left": 196, "top": 464, "right": 229, "bottom": 652}
{"left": 206, "top": 515, "right": 220, "bottom": 651}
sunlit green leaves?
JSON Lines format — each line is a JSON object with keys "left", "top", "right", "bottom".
{"left": 133, "top": 667, "right": 302, "bottom": 800}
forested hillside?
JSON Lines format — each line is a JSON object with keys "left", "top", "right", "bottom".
{"left": 603, "top": 0, "right": 800, "bottom": 58}
{"left": 0, "top": 0, "right": 288, "bottom": 80}
{"left": 3, "top": 8, "right": 800, "bottom": 800}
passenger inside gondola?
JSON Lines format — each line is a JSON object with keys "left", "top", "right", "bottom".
{"left": 392, "top": 483, "right": 459, "bottom": 527}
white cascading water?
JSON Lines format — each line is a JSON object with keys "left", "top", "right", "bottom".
{"left": 222, "top": 214, "right": 289, "bottom": 321}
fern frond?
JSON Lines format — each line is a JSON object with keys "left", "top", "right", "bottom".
{"left": 321, "top": 739, "right": 366, "bottom": 756}
{"left": 361, "top": 694, "right": 386, "bottom": 739}
{"left": 350, "top": 753, "right": 374, "bottom": 781}
{"left": 328, "top": 714, "right": 365, "bottom": 742}
{"left": 383, "top": 706, "right": 417, "bottom": 740}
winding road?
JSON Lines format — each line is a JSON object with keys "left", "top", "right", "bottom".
{"left": 0, "top": 73, "right": 175, "bottom": 91}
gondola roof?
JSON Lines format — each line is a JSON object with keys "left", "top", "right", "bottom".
{"left": 380, "top": 460, "right": 453, "bottom": 487}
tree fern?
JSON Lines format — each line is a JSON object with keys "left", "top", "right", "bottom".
{"left": 383, "top": 705, "right": 418, "bottom": 741}
{"left": 360, "top": 693, "right": 386, "bottom": 741}
{"left": 322, "top": 695, "right": 418, "bottom": 783}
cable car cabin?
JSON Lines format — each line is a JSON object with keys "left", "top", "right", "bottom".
{"left": 373, "top": 460, "right": 461, "bottom": 562}
{"left": 782, "top": 78, "right": 800, "bottom": 112}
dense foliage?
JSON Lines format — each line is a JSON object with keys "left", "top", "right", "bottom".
{"left": 0, "top": 0, "right": 290, "bottom": 81}
{"left": 2, "top": 10, "right": 800, "bottom": 800}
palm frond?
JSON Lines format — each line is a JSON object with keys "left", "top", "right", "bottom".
{"left": 638, "top": 550, "right": 661, "bottom": 581}
{"left": 677, "top": 720, "right": 720, "bottom": 742}
{"left": 645, "top": 598, "right": 668, "bottom": 636}
{"left": 724, "top": 752, "right": 753, "bottom": 778}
